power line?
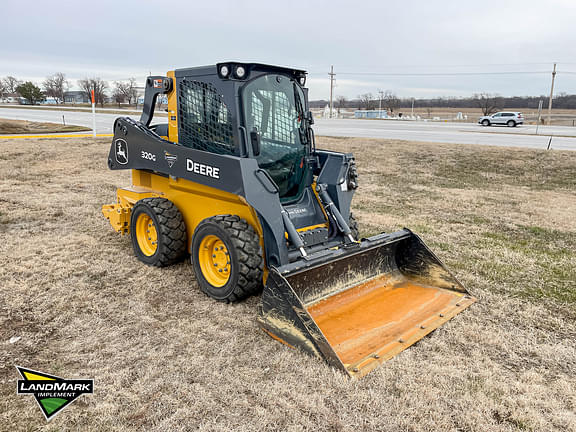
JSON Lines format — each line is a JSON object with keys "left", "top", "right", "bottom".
{"left": 327, "top": 71, "right": 554, "bottom": 77}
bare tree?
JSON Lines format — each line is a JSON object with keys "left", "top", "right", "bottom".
{"left": 112, "top": 88, "right": 126, "bottom": 108}
{"left": 114, "top": 78, "right": 138, "bottom": 106}
{"left": 43, "top": 73, "right": 69, "bottom": 104}
{"left": 3, "top": 76, "right": 22, "bottom": 94}
{"left": 383, "top": 91, "right": 399, "bottom": 113}
{"left": 0, "top": 80, "right": 6, "bottom": 99}
{"left": 78, "top": 77, "right": 109, "bottom": 107}
{"left": 358, "top": 93, "right": 376, "bottom": 110}
{"left": 336, "top": 95, "right": 348, "bottom": 110}
{"left": 113, "top": 81, "right": 129, "bottom": 107}
{"left": 474, "top": 93, "right": 502, "bottom": 116}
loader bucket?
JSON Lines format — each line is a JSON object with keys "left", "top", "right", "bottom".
{"left": 257, "top": 229, "right": 475, "bottom": 378}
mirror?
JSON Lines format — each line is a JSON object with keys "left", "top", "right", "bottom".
{"left": 250, "top": 129, "right": 261, "bottom": 156}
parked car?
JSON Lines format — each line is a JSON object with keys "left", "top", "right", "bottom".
{"left": 478, "top": 111, "right": 523, "bottom": 127}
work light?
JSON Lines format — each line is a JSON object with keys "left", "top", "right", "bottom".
{"left": 235, "top": 66, "right": 246, "bottom": 79}
{"left": 220, "top": 65, "right": 230, "bottom": 78}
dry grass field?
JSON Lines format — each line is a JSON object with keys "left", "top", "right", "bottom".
{"left": 0, "top": 118, "right": 90, "bottom": 134}
{"left": 1, "top": 136, "right": 575, "bottom": 431}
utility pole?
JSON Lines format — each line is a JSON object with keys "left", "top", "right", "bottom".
{"left": 536, "top": 99, "right": 543, "bottom": 134}
{"left": 547, "top": 63, "right": 557, "bottom": 125}
{"left": 328, "top": 65, "right": 335, "bottom": 119}
{"left": 91, "top": 89, "right": 96, "bottom": 138}
{"left": 378, "top": 90, "right": 384, "bottom": 117}
{"left": 411, "top": 98, "right": 415, "bottom": 118}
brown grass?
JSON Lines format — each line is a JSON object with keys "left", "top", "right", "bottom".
{"left": 1, "top": 137, "right": 575, "bottom": 431}
{"left": 0, "top": 118, "right": 91, "bottom": 134}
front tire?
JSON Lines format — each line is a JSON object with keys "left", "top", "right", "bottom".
{"left": 192, "top": 215, "right": 263, "bottom": 303}
{"left": 130, "top": 198, "right": 187, "bottom": 267}
{"left": 481, "top": 119, "right": 490, "bottom": 126}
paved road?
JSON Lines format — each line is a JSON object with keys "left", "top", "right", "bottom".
{"left": 314, "top": 119, "right": 576, "bottom": 151}
{"left": 2, "top": 107, "right": 576, "bottom": 151}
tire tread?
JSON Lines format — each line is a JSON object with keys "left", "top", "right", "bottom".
{"left": 194, "top": 215, "right": 263, "bottom": 303}
{"left": 132, "top": 198, "right": 187, "bottom": 267}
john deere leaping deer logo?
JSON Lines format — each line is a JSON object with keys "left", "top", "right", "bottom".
{"left": 115, "top": 139, "right": 128, "bottom": 165}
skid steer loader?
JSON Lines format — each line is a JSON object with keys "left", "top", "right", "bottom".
{"left": 102, "top": 62, "right": 475, "bottom": 377}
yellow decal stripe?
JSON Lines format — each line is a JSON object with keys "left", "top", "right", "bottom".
{"left": 22, "top": 371, "right": 56, "bottom": 381}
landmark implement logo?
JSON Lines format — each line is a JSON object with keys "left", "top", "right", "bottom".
{"left": 16, "top": 366, "right": 94, "bottom": 421}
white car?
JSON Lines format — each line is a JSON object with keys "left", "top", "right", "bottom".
{"left": 478, "top": 111, "right": 523, "bottom": 127}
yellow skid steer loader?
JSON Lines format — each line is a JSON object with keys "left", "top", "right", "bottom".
{"left": 102, "top": 63, "right": 475, "bottom": 377}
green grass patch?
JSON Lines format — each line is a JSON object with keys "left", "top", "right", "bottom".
{"left": 476, "top": 225, "right": 576, "bottom": 303}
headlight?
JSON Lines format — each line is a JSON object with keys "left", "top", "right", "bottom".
{"left": 298, "top": 76, "right": 306, "bottom": 86}
{"left": 220, "top": 65, "right": 230, "bottom": 78}
{"left": 235, "top": 66, "right": 246, "bottom": 79}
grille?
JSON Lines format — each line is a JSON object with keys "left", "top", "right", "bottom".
{"left": 178, "top": 79, "right": 235, "bottom": 155}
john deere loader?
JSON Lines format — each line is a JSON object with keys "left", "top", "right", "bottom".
{"left": 102, "top": 62, "right": 475, "bottom": 377}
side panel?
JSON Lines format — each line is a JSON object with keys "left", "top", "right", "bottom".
{"left": 316, "top": 150, "right": 357, "bottom": 223}
{"left": 129, "top": 170, "right": 263, "bottom": 254}
{"left": 108, "top": 117, "right": 289, "bottom": 266}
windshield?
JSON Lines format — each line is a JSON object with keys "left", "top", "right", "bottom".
{"left": 242, "top": 74, "right": 308, "bottom": 201}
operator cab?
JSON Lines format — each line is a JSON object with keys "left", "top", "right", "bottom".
{"left": 168, "top": 63, "right": 313, "bottom": 204}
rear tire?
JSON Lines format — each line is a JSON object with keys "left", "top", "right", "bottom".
{"left": 130, "top": 198, "right": 187, "bottom": 267}
{"left": 507, "top": 120, "right": 516, "bottom": 127}
{"left": 481, "top": 119, "right": 490, "bottom": 126}
{"left": 192, "top": 215, "right": 263, "bottom": 303}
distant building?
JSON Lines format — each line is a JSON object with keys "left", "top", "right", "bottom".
{"left": 40, "top": 97, "right": 59, "bottom": 105}
{"left": 354, "top": 110, "right": 388, "bottom": 119}
{"left": 64, "top": 91, "right": 90, "bottom": 104}
{"left": 0, "top": 93, "right": 21, "bottom": 104}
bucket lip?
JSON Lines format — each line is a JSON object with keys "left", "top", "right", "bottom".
{"left": 345, "top": 294, "right": 477, "bottom": 378}
{"left": 271, "top": 229, "right": 413, "bottom": 278}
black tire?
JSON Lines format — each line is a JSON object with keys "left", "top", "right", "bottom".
{"left": 507, "top": 120, "right": 516, "bottom": 127}
{"left": 481, "top": 119, "right": 490, "bottom": 126}
{"left": 130, "top": 198, "right": 187, "bottom": 267}
{"left": 192, "top": 215, "right": 263, "bottom": 303}
{"left": 349, "top": 212, "right": 359, "bottom": 240}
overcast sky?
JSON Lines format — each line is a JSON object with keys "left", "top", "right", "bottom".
{"left": 2, "top": 0, "right": 576, "bottom": 100}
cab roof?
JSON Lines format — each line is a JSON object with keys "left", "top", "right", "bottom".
{"left": 174, "top": 62, "right": 306, "bottom": 79}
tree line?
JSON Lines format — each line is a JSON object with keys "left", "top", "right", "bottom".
{"left": 0, "top": 73, "right": 140, "bottom": 107}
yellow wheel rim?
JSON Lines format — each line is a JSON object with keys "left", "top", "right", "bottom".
{"left": 199, "top": 235, "right": 231, "bottom": 287}
{"left": 135, "top": 213, "right": 158, "bottom": 256}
